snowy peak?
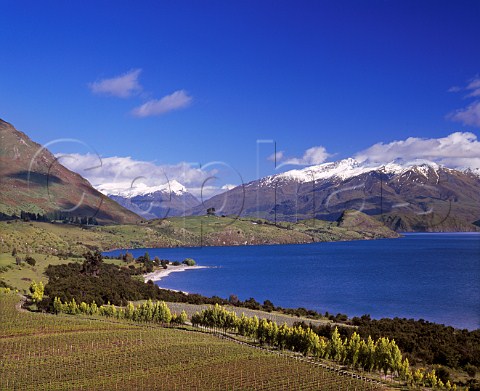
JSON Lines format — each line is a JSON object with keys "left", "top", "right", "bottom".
{"left": 261, "top": 158, "right": 449, "bottom": 186}
{"left": 96, "top": 179, "right": 188, "bottom": 198}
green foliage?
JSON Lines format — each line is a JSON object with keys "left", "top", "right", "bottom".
{"left": 353, "top": 316, "right": 480, "bottom": 369}
{"left": 192, "top": 306, "right": 422, "bottom": 383}
{"left": 465, "top": 363, "right": 477, "bottom": 378}
{"left": 29, "top": 280, "right": 44, "bottom": 303}
{"left": 52, "top": 297, "right": 173, "bottom": 325}
{"left": 182, "top": 258, "right": 196, "bottom": 266}
{"left": 43, "top": 251, "right": 187, "bottom": 307}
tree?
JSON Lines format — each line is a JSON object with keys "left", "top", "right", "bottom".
{"left": 329, "top": 327, "right": 344, "bottom": 362}
{"left": 81, "top": 251, "right": 103, "bottom": 277}
{"left": 262, "top": 299, "right": 275, "bottom": 312}
{"left": 153, "top": 301, "right": 172, "bottom": 324}
{"left": 53, "top": 297, "right": 63, "bottom": 314}
{"left": 388, "top": 339, "right": 403, "bottom": 377}
{"left": 124, "top": 252, "right": 134, "bottom": 263}
{"left": 413, "top": 368, "right": 424, "bottom": 386}
{"left": 374, "top": 337, "right": 391, "bottom": 377}
{"left": 346, "top": 331, "right": 361, "bottom": 368}
{"left": 29, "top": 280, "right": 44, "bottom": 303}
{"left": 182, "top": 258, "right": 196, "bottom": 266}
{"left": 25, "top": 256, "right": 36, "bottom": 266}
{"left": 229, "top": 294, "right": 239, "bottom": 305}
{"left": 179, "top": 310, "right": 188, "bottom": 324}
{"left": 125, "top": 302, "right": 135, "bottom": 319}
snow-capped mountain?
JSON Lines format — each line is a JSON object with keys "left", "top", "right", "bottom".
{"left": 260, "top": 158, "right": 462, "bottom": 185}
{"left": 96, "top": 180, "right": 200, "bottom": 219}
{"left": 188, "top": 158, "right": 480, "bottom": 232}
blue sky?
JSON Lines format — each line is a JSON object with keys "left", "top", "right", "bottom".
{"left": 1, "top": 1, "right": 480, "bottom": 196}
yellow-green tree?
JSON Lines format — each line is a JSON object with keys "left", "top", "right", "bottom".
{"left": 29, "top": 280, "right": 44, "bottom": 303}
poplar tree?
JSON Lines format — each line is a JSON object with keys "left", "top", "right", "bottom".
{"left": 53, "top": 297, "right": 63, "bottom": 314}
{"left": 329, "top": 327, "right": 344, "bottom": 362}
{"left": 346, "top": 331, "right": 361, "bottom": 368}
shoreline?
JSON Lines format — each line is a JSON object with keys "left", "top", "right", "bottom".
{"left": 143, "top": 265, "right": 209, "bottom": 293}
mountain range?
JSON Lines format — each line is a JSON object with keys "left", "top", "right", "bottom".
{"left": 187, "top": 158, "right": 480, "bottom": 232}
{"left": 2, "top": 118, "right": 479, "bottom": 232}
{"left": 0, "top": 119, "right": 140, "bottom": 224}
{"left": 96, "top": 180, "right": 200, "bottom": 219}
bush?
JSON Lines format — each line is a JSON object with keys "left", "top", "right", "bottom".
{"left": 182, "top": 258, "right": 196, "bottom": 266}
{"left": 172, "top": 261, "right": 181, "bottom": 266}
{"left": 465, "top": 364, "right": 477, "bottom": 378}
{"left": 25, "top": 256, "right": 36, "bottom": 266}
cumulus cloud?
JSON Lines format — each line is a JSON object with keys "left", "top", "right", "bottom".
{"left": 448, "top": 75, "right": 480, "bottom": 127}
{"left": 354, "top": 132, "right": 480, "bottom": 170}
{"left": 280, "top": 146, "right": 331, "bottom": 166}
{"left": 56, "top": 153, "right": 217, "bottom": 197}
{"left": 132, "top": 90, "right": 192, "bottom": 117}
{"left": 89, "top": 69, "right": 142, "bottom": 98}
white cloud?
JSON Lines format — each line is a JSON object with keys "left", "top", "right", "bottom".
{"left": 281, "top": 146, "right": 331, "bottom": 166}
{"left": 448, "top": 86, "right": 461, "bottom": 93}
{"left": 132, "top": 90, "right": 192, "bottom": 117}
{"left": 466, "top": 77, "right": 480, "bottom": 98}
{"left": 354, "top": 132, "right": 480, "bottom": 170}
{"left": 449, "top": 101, "right": 480, "bottom": 127}
{"left": 267, "top": 151, "right": 284, "bottom": 162}
{"left": 447, "top": 75, "right": 480, "bottom": 127}
{"left": 56, "top": 153, "right": 216, "bottom": 195}
{"left": 89, "top": 69, "right": 142, "bottom": 98}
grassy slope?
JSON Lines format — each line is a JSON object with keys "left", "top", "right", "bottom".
{"left": 0, "top": 213, "right": 398, "bottom": 256}
{"left": 0, "top": 252, "right": 123, "bottom": 292}
{"left": 0, "top": 214, "right": 398, "bottom": 293}
{"left": 0, "top": 292, "right": 385, "bottom": 391}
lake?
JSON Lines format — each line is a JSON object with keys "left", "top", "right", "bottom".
{"left": 104, "top": 233, "right": 480, "bottom": 330}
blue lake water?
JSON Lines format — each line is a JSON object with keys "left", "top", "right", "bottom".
{"left": 104, "top": 233, "right": 480, "bottom": 330}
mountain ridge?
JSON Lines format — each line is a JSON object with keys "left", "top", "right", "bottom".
{"left": 0, "top": 119, "right": 140, "bottom": 224}
{"left": 97, "top": 179, "right": 200, "bottom": 219}
{"left": 187, "top": 157, "right": 480, "bottom": 232}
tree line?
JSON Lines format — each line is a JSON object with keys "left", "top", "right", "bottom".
{"left": 47, "top": 296, "right": 457, "bottom": 390}
{"left": 52, "top": 297, "right": 188, "bottom": 325}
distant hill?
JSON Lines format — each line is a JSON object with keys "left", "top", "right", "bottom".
{"left": 188, "top": 158, "right": 480, "bottom": 232}
{"left": 0, "top": 119, "right": 140, "bottom": 224}
{"left": 0, "top": 212, "right": 399, "bottom": 256}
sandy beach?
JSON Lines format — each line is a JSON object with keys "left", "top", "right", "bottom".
{"left": 143, "top": 265, "right": 209, "bottom": 285}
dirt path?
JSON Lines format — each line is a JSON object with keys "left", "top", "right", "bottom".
{"left": 15, "top": 293, "right": 27, "bottom": 313}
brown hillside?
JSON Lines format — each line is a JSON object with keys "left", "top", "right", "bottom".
{"left": 0, "top": 119, "right": 140, "bottom": 224}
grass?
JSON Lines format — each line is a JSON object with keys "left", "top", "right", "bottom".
{"left": 0, "top": 213, "right": 397, "bottom": 258}
{"left": 0, "top": 291, "right": 386, "bottom": 391}
{"left": 0, "top": 252, "right": 123, "bottom": 292}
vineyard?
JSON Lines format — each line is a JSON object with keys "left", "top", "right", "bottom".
{"left": 0, "top": 290, "right": 386, "bottom": 390}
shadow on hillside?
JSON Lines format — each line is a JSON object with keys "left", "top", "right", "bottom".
{"left": 7, "top": 171, "right": 63, "bottom": 185}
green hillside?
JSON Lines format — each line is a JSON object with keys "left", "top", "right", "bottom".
{"left": 0, "top": 212, "right": 398, "bottom": 256}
